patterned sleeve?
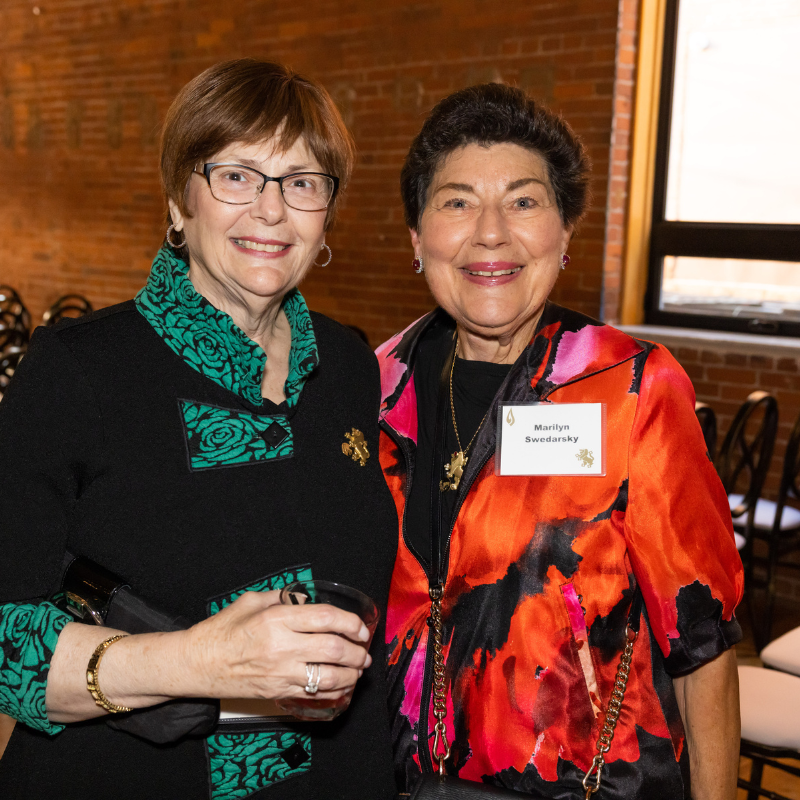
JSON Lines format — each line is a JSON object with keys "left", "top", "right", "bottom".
{"left": 0, "top": 602, "right": 73, "bottom": 733}
{"left": 0, "top": 327, "right": 103, "bottom": 732}
{"left": 624, "top": 344, "right": 744, "bottom": 675}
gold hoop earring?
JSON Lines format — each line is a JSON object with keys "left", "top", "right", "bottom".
{"left": 166, "top": 224, "right": 186, "bottom": 249}
{"left": 315, "top": 244, "right": 332, "bottom": 267}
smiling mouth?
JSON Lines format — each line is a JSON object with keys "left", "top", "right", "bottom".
{"left": 232, "top": 239, "right": 290, "bottom": 253}
{"left": 463, "top": 266, "right": 523, "bottom": 277}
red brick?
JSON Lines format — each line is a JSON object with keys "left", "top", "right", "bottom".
{"left": 706, "top": 367, "right": 757, "bottom": 385}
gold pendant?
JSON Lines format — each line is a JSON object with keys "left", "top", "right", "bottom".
{"left": 439, "top": 451, "right": 467, "bottom": 492}
{"left": 342, "top": 428, "right": 369, "bottom": 466}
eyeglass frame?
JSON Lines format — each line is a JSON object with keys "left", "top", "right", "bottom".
{"left": 193, "top": 163, "right": 340, "bottom": 210}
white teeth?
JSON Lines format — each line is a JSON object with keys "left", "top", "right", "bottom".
{"left": 233, "top": 239, "right": 289, "bottom": 252}
{"left": 465, "top": 267, "right": 523, "bottom": 277}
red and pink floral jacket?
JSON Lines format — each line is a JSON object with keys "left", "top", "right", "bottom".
{"left": 377, "top": 304, "right": 743, "bottom": 799}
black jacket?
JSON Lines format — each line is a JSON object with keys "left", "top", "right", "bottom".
{"left": 0, "top": 300, "right": 398, "bottom": 800}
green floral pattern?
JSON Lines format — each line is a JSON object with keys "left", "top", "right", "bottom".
{"left": 180, "top": 401, "right": 292, "bottom": 471}
{"left": 0, "top": 601, "right": 72, "bottom": 734}
{"left": 208, "top": 563, "right": 313, "bottom": 616}
{"left": 207, "top": 730, "right": 311, "bottom": 800}
{"left": 207, "top": 565, "right": 314, "bottom": 799}
{"left": 135, "top": 247, "right": 319, "bottom": 410}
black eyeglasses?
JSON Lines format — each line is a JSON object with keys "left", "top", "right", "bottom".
{"left": 194, "top": 163, "right": 339, "bottom": 211}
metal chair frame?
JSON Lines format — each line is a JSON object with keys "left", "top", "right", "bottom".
{"left": 0, "top": 285, "right": 30, "bottom": 334}
{"left": 742, "top": 410, "right": 800, "bottom": 648}
{"left": 714, "top": 390, "right": 779, "bottom": 649}
{"left": 42, "top": 294, "right": 93, "bottom": 326}
{"left": 695, "top": 401, "right": 717, "bottom": 459}
{"left": 739, "top": 740, "right": 800, "bottom": 800}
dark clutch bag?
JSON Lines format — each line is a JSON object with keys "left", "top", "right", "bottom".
{"left": 52, "top": 552, "right": 219, "bottom": 744}
{"left": 409, "top": 775, "right": 546, "bottom": 799}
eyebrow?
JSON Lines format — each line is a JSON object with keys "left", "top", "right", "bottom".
{"left": 433, "top": 177, "right": 549, "bottom": 195}
{"left": 224, "top": 158, "right": 312, "bottom": 174}
{"left": 507, "top": 177, "right": 548, "bottom": 191}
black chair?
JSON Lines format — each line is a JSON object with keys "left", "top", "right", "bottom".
{"left": 0, "top": 285, "right": 30, "bottom": 329}
{"left": 0, "top": 346, "right": 25, "bottom": 398}
{"left": 42, "top": 294, "right": 93, "bottom": 326}
{"left": 738, "top": 663, "right": 800, "bottom": 800}
{"left": 694, "top": 401, "right": 717, "bottom": 459}
{"left": 0, "top": 311, "right": 29, "bottom": 351}
{"left": 731, "top": 410, "right": 800, "bottom": 648}
{"left": 0, "top": 286, "right": 30, "bottom": 343}
{"left": 715, "top": 390, "right": 779, "bottom": 650}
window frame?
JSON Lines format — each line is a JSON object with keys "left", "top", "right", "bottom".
{"left": 644, "top": 0, "right": 800, "bottom": 337}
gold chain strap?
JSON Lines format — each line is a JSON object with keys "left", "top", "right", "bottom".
{"left": 429, "top": 581, "right": 638, "bottom": 795}
{"left": 581, "top": 624, "right": 638, "bottom": 799}
{"left": 429, "top": 585, "right": 452, "bottom": 776}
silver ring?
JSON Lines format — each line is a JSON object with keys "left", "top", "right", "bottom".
{"left": 305, "top": 663, "right": 321, "bottom": 694}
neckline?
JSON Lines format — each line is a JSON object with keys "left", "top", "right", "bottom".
{"left": 135, "top": 247, "right": 319, "bottom": 410}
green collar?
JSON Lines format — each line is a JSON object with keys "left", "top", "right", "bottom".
{"left": 136, "top": 246, "right": 318, "bottom": 409}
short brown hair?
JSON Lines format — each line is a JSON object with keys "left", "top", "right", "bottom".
{"left": 401, "top": 83, "right": 590, "bottom": 230}
{"left": 160, "top": 59, "right": 355, "bottom": 229}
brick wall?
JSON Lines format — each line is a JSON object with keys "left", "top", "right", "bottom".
{"left": 0, "top": 0, "right": 627, "bottom": 347}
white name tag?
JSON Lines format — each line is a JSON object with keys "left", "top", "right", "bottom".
{"left": 496, "top": 403, "right": 606, "bottom": 476}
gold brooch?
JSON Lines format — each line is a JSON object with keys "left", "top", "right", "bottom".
{"left": 342, "top": 428, "right": 369, "bottom": 466}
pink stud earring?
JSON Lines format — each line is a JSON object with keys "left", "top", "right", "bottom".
{"left": 560, "top": 253, "right": 570, "bottom": 270}
{"left": 413, "top": 257, "right": 424, "bottom": 274}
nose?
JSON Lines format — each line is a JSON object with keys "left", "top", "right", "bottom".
{"left": 250, "top": 179, "right": 288, "bottom": 224}
{"left": 471, "top": 202, "right": 511, "bottom": 250}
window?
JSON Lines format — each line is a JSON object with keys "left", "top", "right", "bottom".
{"left": 646, "top": 0, "right": 800, "bottom": 336}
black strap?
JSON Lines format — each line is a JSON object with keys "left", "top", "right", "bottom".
{"left": 430, "top": 335, "right": 457, "bottom": 586}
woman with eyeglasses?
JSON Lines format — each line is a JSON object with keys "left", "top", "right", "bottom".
{"left": 0, "top": 60, "right": 397, "bottom": 799}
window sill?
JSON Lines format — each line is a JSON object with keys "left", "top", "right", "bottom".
{"left": 617, "top": 324, "right": 800, "bottom": 357}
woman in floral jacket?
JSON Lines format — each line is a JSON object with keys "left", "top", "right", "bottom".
{"left": 0, "top": 60, "right": 397, "bottom": 800}
{"left": 378, "top": 84, "right": 743, "bottom": 799}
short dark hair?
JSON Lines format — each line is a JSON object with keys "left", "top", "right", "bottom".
{"left": 400, "top": 83, "right": 590, "bottom": 230}
{"left": 161, "top": 59, "right": 355, "bottom": 229}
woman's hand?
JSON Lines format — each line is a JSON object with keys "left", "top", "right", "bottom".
{"left": 46, "top": 590, "right": 373, "bottom": 723}
{"left": 180, "top": 589, "right": 373, "bottom": 701}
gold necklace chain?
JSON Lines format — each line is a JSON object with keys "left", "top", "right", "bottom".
{"left": 449, "top": 335, "right": 490, "bottom": 455}
{"left": 440, "top": 334, "right": 490, "bottom": 492}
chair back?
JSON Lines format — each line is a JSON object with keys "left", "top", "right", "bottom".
{"left": 0, "top": 286, "right": 30, "bottom": 340}
{"left": 772, "top": 410, "right": 800, "bottom": 535}
{"left": 716, "top": 391, "right": 778, "bottom": 523}
{"left": 42, "top": 294, "right": 93, "bottom": 326}
{"left": 695, "top": 402, "right": 717, "bottom": 459}
{"left": 0, "top": 347, "right": 25, "bottom": 397}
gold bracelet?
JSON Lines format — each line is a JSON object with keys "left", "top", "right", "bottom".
{"left": 86, "top": 634, "right": 132, "bottom": 713}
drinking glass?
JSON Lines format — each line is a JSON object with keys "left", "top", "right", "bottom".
{"left": 277, "top": 580, "right": 379, "bottom": 720}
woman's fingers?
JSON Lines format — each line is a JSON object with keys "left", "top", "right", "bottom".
{"left": 233, "top": 591, "right": 370, "bottom": 643}
{"left": 293, "top": 631, "right": 372, "bottom": 670}
{"left": 284, "top": 603, "right": 371, "bottom": 643}
{"left": 182, "top": 591, "right": 373, "bottom": 700}
{"left": 289, "top": 663, "right": 362, "bottom": 697}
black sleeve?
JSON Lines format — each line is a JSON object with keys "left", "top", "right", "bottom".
{"left": 0, "top": 326, "right": 104, "bottom": 603}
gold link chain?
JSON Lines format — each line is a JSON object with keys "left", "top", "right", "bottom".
{"left": 429, "top": 585, "right": 452, "bottom": 776}
{"left": 581, "top": 625, "right": 638, "bottom": 798}
{"left": 426, "top": 582, "right": 637, "bottom": 795}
